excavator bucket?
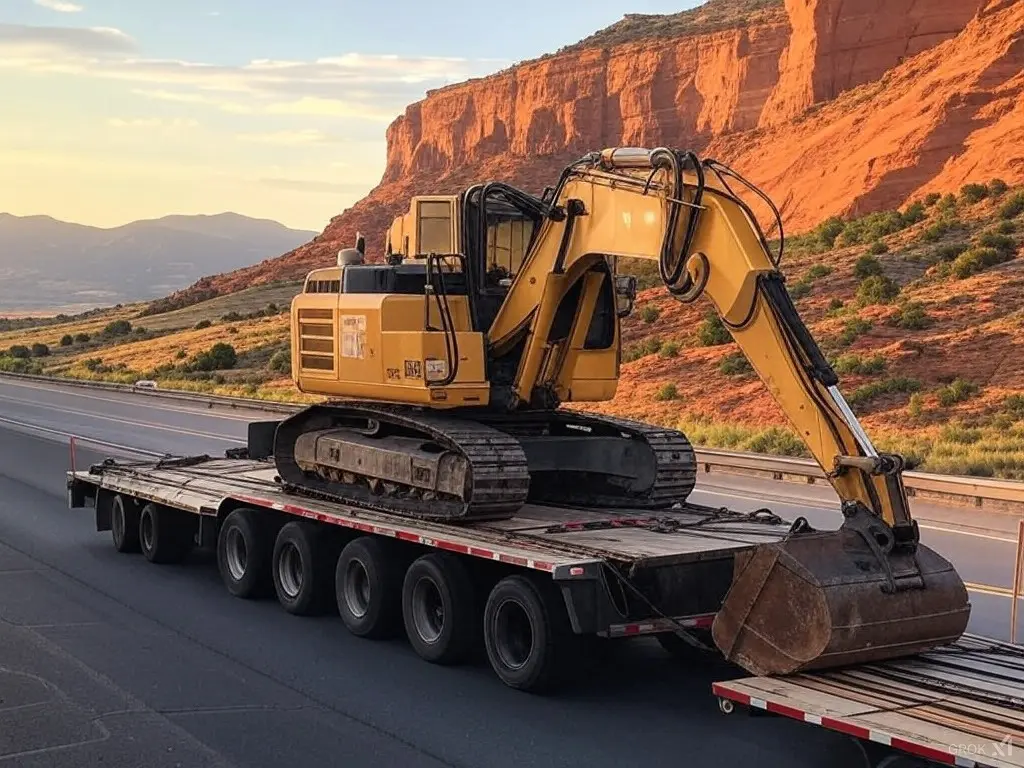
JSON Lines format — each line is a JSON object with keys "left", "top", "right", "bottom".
{"left": 711, "top": 517, "right": 971, "bottom": 676}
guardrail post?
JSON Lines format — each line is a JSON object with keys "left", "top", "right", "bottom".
{"left": 1012, "top": 519, "right": 1024, "bottom": 645}
{"left": 69, "top": 435, "right": 76, "bottom": 473}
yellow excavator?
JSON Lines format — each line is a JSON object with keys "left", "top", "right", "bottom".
{"left": 273, "top": 146, "right": 970, "bottom": 676}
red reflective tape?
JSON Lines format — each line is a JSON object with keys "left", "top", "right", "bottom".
{"left": 820, "top": 716, "right": 871, "bottom": 740}
{"left": 764, "top": 701, "right": 810, "bottom": 722}
{"left": 890, "top": 737, "right": 958, "bottom": 766}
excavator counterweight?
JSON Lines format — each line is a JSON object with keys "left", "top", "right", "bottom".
{"left": 275, "top": 145, "right": 971, "bottom": 676}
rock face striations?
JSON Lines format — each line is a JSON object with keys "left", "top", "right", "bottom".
{"left": 189, "top": 0, "right": 1023, "bottom": 299}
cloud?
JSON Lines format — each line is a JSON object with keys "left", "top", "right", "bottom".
{"left": 0, "top": 23, "right": 135, "bottom": 57}
{"left": 0, "top": 24, "right": 507, "bottom": 124}
{"left": 33, "top": 0, "right": 83, "bottom": 12}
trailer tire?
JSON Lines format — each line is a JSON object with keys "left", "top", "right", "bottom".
{"left": 484, "top": 574, "right": 574, "bottom": 693}
{"left": 111, "top": 494, "right": 140, "bottom": 553}
{"left": 139, "top": 503, "right": 192, "bottom": 564}
{"left": 217, "top": 508, "right": 273, "bottom": 599}
{"left": 402, "top": 552, "right": 477, "bottom": 665}
{"left": 335, "top": 536, "right": 402, "bottom": 639}
{"left": 272, "top": 521, "right": 334, "bottom": 616}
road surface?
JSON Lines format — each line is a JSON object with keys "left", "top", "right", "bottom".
{"left": 0, "top": 376, "right": 1017, "bottom": 767}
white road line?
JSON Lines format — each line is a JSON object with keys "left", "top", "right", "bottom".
{"left": 0, "top": 414, "right": 162, "bottom": 457}
{"left": 0, "top": 377, "right": 263, "bottom": 422}
{"left": 0, "top": 393, "right": 241, "bottom": 443}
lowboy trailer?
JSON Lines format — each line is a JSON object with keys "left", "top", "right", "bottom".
{"left": 66, "top": 440, "right": 1024, "bottom": 766}
{"left": 65, "top": 439, "right": 793, "bottom": 692}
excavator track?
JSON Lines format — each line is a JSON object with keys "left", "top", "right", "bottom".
{"left": 273, "top": 402, "right": 531, "bottom": 522}
{"left": 469, "top": 408, "right": 699, "bottom": 509}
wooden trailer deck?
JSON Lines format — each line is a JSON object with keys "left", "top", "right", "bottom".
{"left": 68, "top": 454, "right": 794, "bottom": 575}
{"left": 713, "top": 634, "right": 1024, "bottom": 768}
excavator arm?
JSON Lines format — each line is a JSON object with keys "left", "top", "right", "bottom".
{"left": 487, "top": 147, "right": 970, "bottom": 674}
{"left": 488, "top": 146, "right": 913, "bottom": 534}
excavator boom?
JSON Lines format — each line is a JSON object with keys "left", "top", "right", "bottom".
{"left": 278, "top": 145, "right": 970, "bottom": 676}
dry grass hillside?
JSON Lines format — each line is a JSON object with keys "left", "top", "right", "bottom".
{"left": 1, "top": 182, "right": 1023, "bottom": 478}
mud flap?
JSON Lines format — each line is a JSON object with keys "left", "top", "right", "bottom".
{"left": 711, "top": 513, "right": 971, "bottom": 676}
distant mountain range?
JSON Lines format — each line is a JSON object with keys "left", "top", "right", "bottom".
{"left": 0, "top": 212, "right": 317, "bottom": 314}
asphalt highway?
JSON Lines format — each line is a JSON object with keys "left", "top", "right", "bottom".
{"left": 0, "top": 376, "right": 1019, "bottom": 767}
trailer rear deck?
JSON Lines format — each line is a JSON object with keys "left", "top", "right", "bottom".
{"left": 713, "top": 634, "right": 1024, "bottom": 768}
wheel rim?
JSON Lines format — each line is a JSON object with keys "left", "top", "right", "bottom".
{"left": 225, "top": 526, "right": 247, "bottom": 581}
{"left": 344, "top": 558, "right": 371, "bottom": 618}
{"left": 493, "top": 597, "right": 533, "bottom": 670}
{"left": 411, "top": 576, "right": 444, "bottom": 644}
{"left": 112, "top": 501, "right": 124, "bottom": 542}
{"left": 278, "top": 542, "right": 303, "bottom": 599}
{"left": 140, "top": 510, "right": 154, "bottom": 551}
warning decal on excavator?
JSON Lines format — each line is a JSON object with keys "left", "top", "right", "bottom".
{"left": 340, "top": 315, "right": 366, "bottom": 359}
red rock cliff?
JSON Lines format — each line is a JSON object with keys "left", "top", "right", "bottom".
{"left": 190, "top": 0, "right": 1023, "bottom": 298}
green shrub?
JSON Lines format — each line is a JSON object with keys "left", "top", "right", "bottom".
{"left": 891, "top": 301, "right": 931, "bottom": 330}
{"left": 189, "top": 342, "right": 237, "bottom": 372}
{"left": 908, "top": 392, "right": 924, "bottom": 417}
{"left": 1004, "top": 394, "right": 1024, "bottom": 416}
{"left": 175, "top": 349, "right": 187, "bottom": 359}
{"left": 832, "top": 353, "right": 886, "bottom": 375}
{"left": 696, "top": 312, "right": 731, "bottom": 346}
{"left": 30, "top": 343, "right": 49, "bottom": 357}
{"left": 977, "top": 231, "right": 1016, "bottom": 255}
{"left": 902, "top": 201, "right": 927, "bottom": 225}
{"left": 655, "top": 383, "right": 680, "bottom": 401}
{"left": 805, "top": 264, "right": 832, "bottom": 280}
{"left": 936, "top": 378, "right": 979, "bottom": 407}
{"left": 659, "top": 341, "right": 680, "bottom": 358}
{"left": 838, "top": 317, "right": 873, "bottom": 346}
{"left": 856, "top": 275, "right": 900, "bottom": 305}
{"left": 194, "top": 319, "right": 212, "bottom": 330}
{"left": 268, "top": 349, "right": 291, "bottom": 372}
{"left": 996, "top": 220, "right": 1017, "bottom": 235}
{"left": 745, "top": 427, "right": 805, "bottom": 457}
{"left": 719, "top": 351, "right": 752, "bottom": 376}
{"left": 999, "top": 192, "right": 1024, "bottom": 220}
{"left": 931, "top": 242, "right": 969, "bottom": 263}
{"left": 59, "top": 334, "right": 73, "bottom": 347}
{"left": 923, "top": 193, "right": 941, "bottom": 207}
{"left": 813, "top": 217, "right": 846, "bottom": 249}
{"left": 853, "top": 254, "right": 883, "bottom": 278}
{"left": 788, "top": 280, "right": 812, "bottom": 300}
{"left": 936, "top": 194, "right": 957, "bottom": 213}
{"left": 8, "top": 345, "right": 29, "bottom": 359}
{"left": 847, "top": 377, "right": 922, "bottom": 407}
{"left": 102, "top": 319, "right": 132, "bottom": 336}
{"left": 838, "top": 209, "right": 908, "bottom": 247}
{"left": 639, "top": 304, "right": 660, "bottom": 323}
{"left": 951, "top": 246, "right": 1011, "bottom": 279}
{"left": 0, "top": 356, "right": 43, "bottom": 374}
{"left": 623, "top": 336, "right": 664, "bottom": 362}
{"left": 989, "top": 179, "right": 1009, "bottom": 198}
{"left": 959, "top": 183, "right": 989, "bottom": 204}
{"left": 827, "top": 298, "right": 844, "bottom": 312}
{"left": 73, "top": 333, "right": 90, "bottom": 343}
{"left": 867, "top": 240, "right": 888, "bottom": 255}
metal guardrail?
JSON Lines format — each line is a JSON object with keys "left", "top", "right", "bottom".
{"left": 6, "top": 369, "right": 1024, "bottom": 514}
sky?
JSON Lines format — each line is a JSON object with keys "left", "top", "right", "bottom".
{"left": 1, "top": 0, "right": 697, "bottom": 232}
